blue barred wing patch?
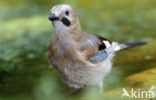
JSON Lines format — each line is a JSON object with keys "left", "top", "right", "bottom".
{"left": 89, "top": 50, "right": 107, "bottom": 63}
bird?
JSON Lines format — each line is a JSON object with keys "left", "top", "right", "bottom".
{"left": 48, "top": 4, "right": 148, "bottom": 89}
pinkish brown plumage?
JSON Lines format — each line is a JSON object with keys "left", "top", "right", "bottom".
{"left": 48, "top": 4, "right": 148, "bottom": 89}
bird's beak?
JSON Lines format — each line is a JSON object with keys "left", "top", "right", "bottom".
{"left": 48, "top": 14, "right": 60, "bottom": 21}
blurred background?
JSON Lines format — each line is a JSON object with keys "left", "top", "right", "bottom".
{"left": 0, "top": 0, "right": 156, "bottom": 100}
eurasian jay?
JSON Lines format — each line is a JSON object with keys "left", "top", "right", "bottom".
{"left": 48, "top": 4, "right": 147, "bottom": 89}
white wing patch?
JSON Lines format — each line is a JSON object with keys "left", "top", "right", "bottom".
{"left": 103, "top": 40, "right": 111, "bottom": 49}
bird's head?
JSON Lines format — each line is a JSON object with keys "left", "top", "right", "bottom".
{"left": 48, "top": 4, "right": 81, "bottom": 34}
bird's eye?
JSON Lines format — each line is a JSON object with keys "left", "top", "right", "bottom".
{"left": 65, "top": 10, "right": 69, "bottom": 16}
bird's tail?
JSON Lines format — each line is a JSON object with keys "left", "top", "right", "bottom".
{"left": 114, "top": 42, "right": 148, "bottom": 52}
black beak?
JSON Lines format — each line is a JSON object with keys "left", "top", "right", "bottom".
{"left": 48, "top": 14, "right": 59, "bottom": 21}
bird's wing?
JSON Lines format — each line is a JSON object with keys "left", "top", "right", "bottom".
{"left": 89, "top": 35, "right": 112, "bottom": 63}
{"left": 88, "top": 35, "right": 148, "bottom": 63}
{"left": 89, "top": 50, "right": 108, "bottom": 63}
{"left": 79, "top": 33, "right": 148, "bottom": 63}
{"left": 79, "top": 33, "right": 112, "bottom": 63}
{"left": 95, "top": 35, "right": 112, "bottom": 50}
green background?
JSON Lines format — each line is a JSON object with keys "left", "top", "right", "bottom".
{"left": 0, "top": 0, "right": 156, "bottom": 100}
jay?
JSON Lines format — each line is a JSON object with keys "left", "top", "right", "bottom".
{"left": 48, "top": 4, "right": 147, "bottom": 89}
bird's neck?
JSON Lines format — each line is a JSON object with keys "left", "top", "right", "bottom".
{"left": 70, "top": 18, "right": 83, "bottom": 42}
{"left": 71, "top": 18, "right": 82, "bottom": 32}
